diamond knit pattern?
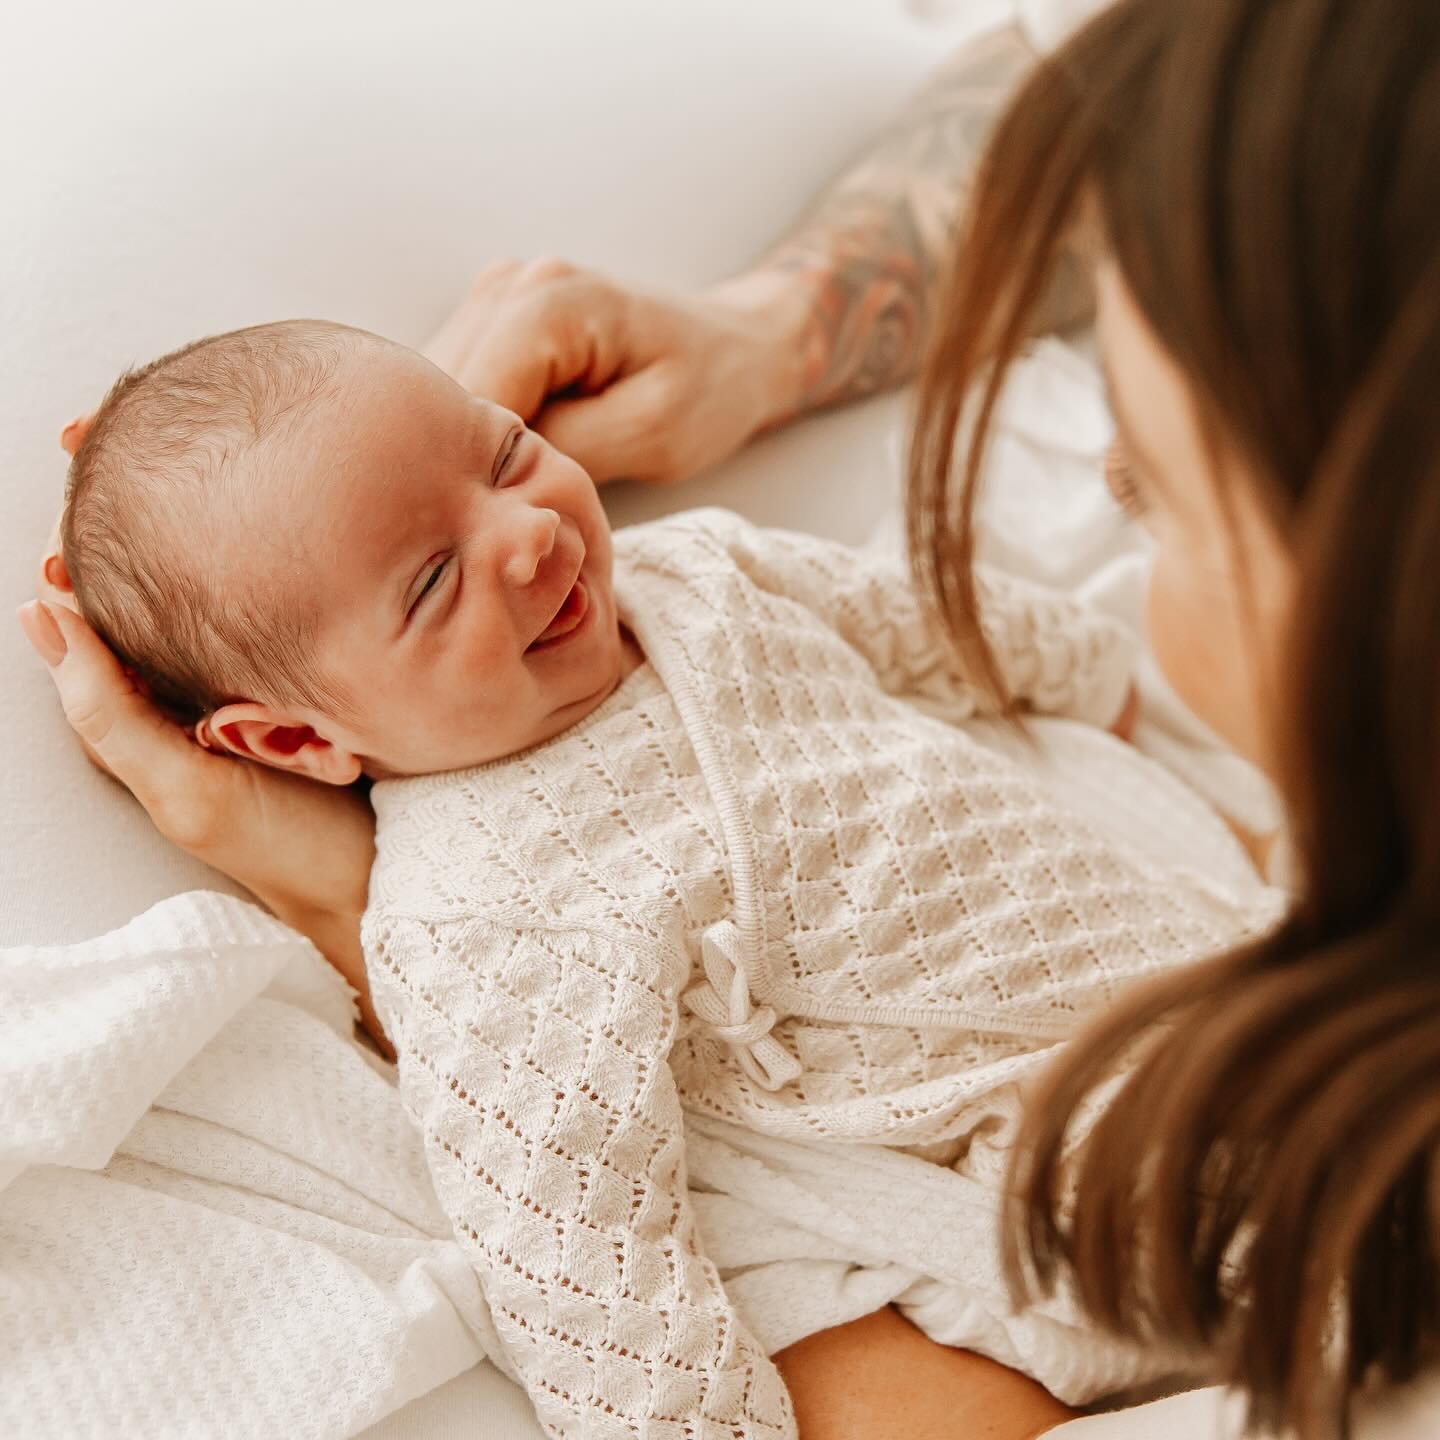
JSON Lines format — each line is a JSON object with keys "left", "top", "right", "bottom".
{"left": 364, "top": 510, "right": 1275, "bottom": 1439}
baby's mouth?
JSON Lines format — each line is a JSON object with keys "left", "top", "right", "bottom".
{"left": 527, "top": 577, "right": 591, "bottom": 652}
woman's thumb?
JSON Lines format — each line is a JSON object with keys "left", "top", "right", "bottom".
{"left": 19, "top": 600, "right": 184, "bottom": 788}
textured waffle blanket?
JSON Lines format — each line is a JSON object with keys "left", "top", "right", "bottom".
{"left": 0, "top": 892, "right": 495, "bottom": 1440}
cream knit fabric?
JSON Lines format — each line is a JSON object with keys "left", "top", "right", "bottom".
{"left": 364, "top": 509, "right": 1276, "bottom": 1439}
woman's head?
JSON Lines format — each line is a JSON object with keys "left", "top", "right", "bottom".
{"left": 908, "top": 0, "right": 1440, "bottom": 1433}
{"left": 1093, "top": 262, "right": 1296, "bottom": 770}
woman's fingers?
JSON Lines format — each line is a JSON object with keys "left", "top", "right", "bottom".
{"left": 533, "top": 284, "right": 803, "bottom": 484}
{"left": 535, "top": 364, "right": 684, "bottom": 484}
{"left": 42, "top": 553, "right": 70, "bottom": 592}
{"left": 424, "top": 270, "right": 634, "bottom": 425}
{"left": 19, "top": 599, "right": 112, "bottom": 777}
{"left": 18, "top": 600, "right": 210, "bottom": 829}
{"left": 37, "top": 510, "right": 74, "bottom": 602}
{"left": 424, "top": 259, "right": 810, "bottom": 486}
{"left": 17, "top": 598, "right": 66, "bottom": 666}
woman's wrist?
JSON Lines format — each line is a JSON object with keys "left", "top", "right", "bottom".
{"left": 170, "top": 767, "right": 384, "bottom": 1048}
{"left": 705, "top": 266, "right": 819, "bottom": 433}
{"left": 278, "top": 893, "right": 391, "bottom": 1058}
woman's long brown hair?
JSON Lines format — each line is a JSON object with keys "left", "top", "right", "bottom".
{"left": 907, "top": 2, "right": 1440, "bottom": 1435}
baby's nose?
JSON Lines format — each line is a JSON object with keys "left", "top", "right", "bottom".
{"left": 502, "top": 507, "right": 561, "bottom": 587}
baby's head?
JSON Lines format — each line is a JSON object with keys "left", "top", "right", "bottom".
{"left": 61, "top": 320, "right": 622, "bottom": 780}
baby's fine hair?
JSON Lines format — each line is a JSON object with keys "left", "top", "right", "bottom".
{"left": 62, "top": 319, "right": 360, "bottom": 724}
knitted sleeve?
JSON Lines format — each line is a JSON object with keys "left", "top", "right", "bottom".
{"left": 363, "top": 912, "right": 797, "bottom": 1440}
{"left": 695, "top": 509, "right": 1135, "bottom": 728}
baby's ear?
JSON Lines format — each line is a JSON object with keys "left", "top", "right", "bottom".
{"left": 42, "top": 552, "right": 73, "bottom": 594}
{"left": 59, "top": 412, "right": 96, "bottom": 457}
{"left": 203, "top": 702, "right": 363, "bottom": 786}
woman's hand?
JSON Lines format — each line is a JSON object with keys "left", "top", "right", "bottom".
{"left": 421, "top": 258, "right": 811, "bottom": 485}
{"left": 22, "top": 514, "right": 388, "bottom": 1054}
{"left": 20, "top": 595, "right": 388, "bottom": 1049}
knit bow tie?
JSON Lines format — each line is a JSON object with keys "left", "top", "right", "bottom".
{"left": 681, "top": 920, "right": 801, "bottom": 1092}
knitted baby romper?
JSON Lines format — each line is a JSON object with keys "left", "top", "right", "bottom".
{"left": 364, "top": 509, "right": 1273, "bottom": 1440}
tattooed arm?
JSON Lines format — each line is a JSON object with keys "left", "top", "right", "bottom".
{"left": 418, "top": 21, "right": 1081, "bottom": 484}
{"left": 750, "top": 21, "right": 1092, "bottom": 417}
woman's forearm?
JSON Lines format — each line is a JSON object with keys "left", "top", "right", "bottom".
{"left": 774, "top": 1306, "right": 1075, "bottom": 1439}
{"left": 286, "top": 896, "right": 393, "bottom": 1060}
{"left": 748, "top": 21, "right": 1091, "bottom": 420}
{"left": 197, "top": 766, "right": 391, "bottom": 1057}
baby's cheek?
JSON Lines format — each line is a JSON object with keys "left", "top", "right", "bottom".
{"left": 457, "top": 623, "right": 521, "bottom": 681}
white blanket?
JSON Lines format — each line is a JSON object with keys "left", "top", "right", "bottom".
{"left": 0, "top": 892, "right": 497, "bottom": 1439}
{"left": 0, "top": 892, "right": 1179, "bottom": 1440}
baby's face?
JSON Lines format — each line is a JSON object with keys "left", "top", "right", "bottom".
{"left": 234, "top": 339, "right": 623, "bottom": 775}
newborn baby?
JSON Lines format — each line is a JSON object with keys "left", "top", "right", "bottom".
{"left": 63, "top": 319, "right": 1271, "bottom": 1440}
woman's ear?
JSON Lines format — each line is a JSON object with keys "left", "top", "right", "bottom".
{"left": 202, "top": 702, "right": 363, "bottom": 786}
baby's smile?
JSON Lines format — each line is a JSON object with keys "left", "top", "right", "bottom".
{"left": 529, "top": 575, "right": 591, "bottom": 652}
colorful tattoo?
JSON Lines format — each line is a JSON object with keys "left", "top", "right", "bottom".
{"left": 756, "top": 23, "right": 1088, "bottom": 418}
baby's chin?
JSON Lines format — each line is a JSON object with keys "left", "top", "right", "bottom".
{"left": 363, "top": 638, "right": 631, "bottom": 779}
